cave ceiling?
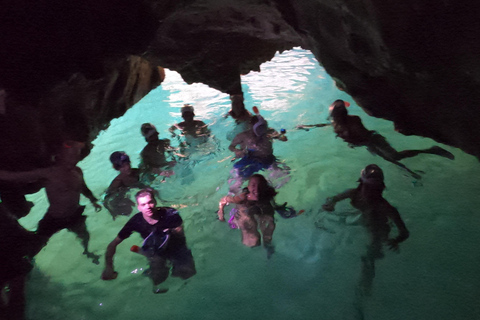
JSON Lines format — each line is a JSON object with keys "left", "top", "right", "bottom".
{"left": 1, "top": 0, "right": 480, "bottom": 168}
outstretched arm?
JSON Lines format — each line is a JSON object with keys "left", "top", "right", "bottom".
{"left": 0, "top": 168, "right": 50, "bottom": 183}
{"left": 296, "top": 123, "right": 331, "bottom": 131}
{"left": 322, "top": 188, "right": 356, "bottom": 211}
{"left": 101, "top": 236, "right": 123, "bottom": 280}
{"left": 218, "top": 193, "right": 246, "bottom": 221}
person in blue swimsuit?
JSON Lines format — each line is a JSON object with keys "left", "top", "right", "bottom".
{"left": 228, "top": 113, "right": 287, "bottom": 193}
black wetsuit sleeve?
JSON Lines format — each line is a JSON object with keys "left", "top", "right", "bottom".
{"left": 163, "top": 208, "right": 183, "bottom": 228}
{"left": 118, "top": 213, "right": 142, "bottom": 240}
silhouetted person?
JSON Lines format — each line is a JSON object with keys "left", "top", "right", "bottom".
{"left": 322, "top": 164, "right": 409, "bottom": 295}
{"left": 299, "top": 100, "right": 454, "bottom": 179}
{"left": 104, "top": 151, "right": 147, "bottom": 220}
{"left": 101, "top": 188, "right": 196, "bottom": 293}
{"left": 0, "top": 141, "right": 102, "bottom": 264}
{"left": 139, "top": 123, "right": 175, "bottom": 182}
{"left": 169, "top": 104, "right": 210, "bottom": 146}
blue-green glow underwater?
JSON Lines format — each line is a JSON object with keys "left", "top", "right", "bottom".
{"left": 21, "top": 48, "right": 480, "bottom": 320}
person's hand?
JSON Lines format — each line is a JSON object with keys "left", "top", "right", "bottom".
{"left": 217, "top": 210, "right": 225, "bottom": 222}
{"left": 387, "top": 239, "right": 400, "bottom": 252}
{"left": 93, "top": 203, "right": 102, "bottom": 212}
{"left": 101, "top": 267, "right": 118, "bottom": 281}
{"left": 234, "top": 150, "right": 245, "bottom": 158}
{"left": 322, "top": 203, "right": 335, "bottom": 212}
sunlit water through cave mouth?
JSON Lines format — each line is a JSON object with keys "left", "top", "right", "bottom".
{"left": 19, "top": 48, "right": 480, "bottom": 320}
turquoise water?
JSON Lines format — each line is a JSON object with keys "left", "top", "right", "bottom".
{"left": 21, "top": 48, "right": 480, "bottom": 319}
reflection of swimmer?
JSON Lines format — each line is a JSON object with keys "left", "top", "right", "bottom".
{"left": 169, "top": 104, "right": 210, "bottom": 147}
{"left": 101, "top": 188, "right": 196, "bottom": 293}
{"left": 104, "top": 151, "right": 147, "bottom": 220}
{"left": 218, "top": 174, "right": 277, "bottom": 257}
{"left": 139, "top": 123, "right": 175, "bottom": 182}
{"left": 228, "top": 109, "right": 290, "bottom": 193}
{"left": 322, "top": 164, "right": 409, "bottom": 295}
{"left": 328, "top": 100, "right": 454, "bottom": 179}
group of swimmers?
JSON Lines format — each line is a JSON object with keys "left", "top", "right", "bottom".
{"left": 0, "top": 98, "right": 455, "bottom": 317}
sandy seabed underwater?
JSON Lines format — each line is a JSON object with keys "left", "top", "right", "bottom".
{"left": 20, "top": 48, "right": 480, "bottom": 320}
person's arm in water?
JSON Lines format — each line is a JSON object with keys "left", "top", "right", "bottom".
{"left": 296, "top": 123, "right": 331, "bottom": 131}
{"left": 196, "top": 121, "right": 211, "bottom": 137}
{"left": 322, "top": 188, "right": 356, "bottom": 211}
{"left": 385, "top": 204, "right": 409, "bottom": 251}
{"left": 169, "top": 124, "right": 181, "bottom": 137}
{"left": 218, "top": 192, "right": 246, "bottom": 221}
{"left": 101, "top": 236, "right": 123, "bottom": 280}
{"left": 228, "top": 133, "right": 247, "bottom": 159}
{"left": 267, "top": 128, "right": 288, "bottom": 141}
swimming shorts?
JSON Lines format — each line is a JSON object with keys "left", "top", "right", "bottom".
{"left": 233, "top": 155, "right": 275, "bottom": 178}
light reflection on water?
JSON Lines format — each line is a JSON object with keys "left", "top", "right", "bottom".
{"left": 22, "top": 48, "right": 480, "bottom": 320}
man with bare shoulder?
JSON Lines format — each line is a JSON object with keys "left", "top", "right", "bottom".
{"left": 0, "top": 141, "right": 102, "bottom": 263}
{"left": 101, "top": 188, "right": 196, "bottom": 293}
{"left": 169, "top": 104, "right": 210, "bottom": 145}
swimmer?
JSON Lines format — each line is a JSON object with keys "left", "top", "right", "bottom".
{"left": 328, "top": 99, "right": 454, "bottom": 179}
{"left": 321, "top": 164, "right": 409, "bottom": 295}
{"left": 139, "top": 123, "right": 175, "bottom": 181}
{"left": 169, "top": 104, "right": 210, "bottom": 145}
{"left": 228, "top": 109, "right": 290, "bottom": 193}
{"left": 0, "top": 141, "right": 102, "bottom": 264}
{"left": 104, "top": 151, "right": 147, "bottom": 220}
{"left": 218, "top": 174, "right": 277, "bottom": 257}
{"left": 101, "top": 188, "right": 196, "bottom": 293}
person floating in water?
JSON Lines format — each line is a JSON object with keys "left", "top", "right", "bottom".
{"left": 169, "top": 104, "right": 211, "bottom": 146}
{"left": 0, "top": 141, "right": 102, "bottom": 264}
{"left": 101, "top": 188, "right": 196, "bottom": 293}
{"left": 299, "top": 100, "right": 454, "bottom": 179}
{"left": 228, "top": 107, "right": 290, "bottom": 193}
{"left": 321, "top": 164, "right": 409, "bottom": 295}
{"left": 139, "top": 123, "right": 175, "bottom": 182}
{"left": 103, "top": 151, "right": 148, "bottom": 220}
{"left": 218, "top": 174, "right": 280, "bottom": 257}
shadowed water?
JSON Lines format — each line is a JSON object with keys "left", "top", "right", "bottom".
{"left": 20, "top": 48, "right": 480, "bottom": 320}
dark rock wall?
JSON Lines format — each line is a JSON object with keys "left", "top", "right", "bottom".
{"left": 1, "top": 0, "right": 480, "bottom": 169}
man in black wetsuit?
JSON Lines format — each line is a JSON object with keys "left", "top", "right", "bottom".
{"left": 101, "top": 188, "right": 196, "bottom": 293}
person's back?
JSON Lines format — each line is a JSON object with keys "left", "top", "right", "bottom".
{"left": 333, "top": 114, "right": 372, "bottom": 145}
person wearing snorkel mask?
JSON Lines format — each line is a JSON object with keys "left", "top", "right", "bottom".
{"left": 103, "top": 151, "right": 148, "bottom": 220}
{"left": 322, "top": 164, "right": 409, "bottom": 295}
{"left": 228, "top": 113, "right": 277, "bottom": 193}
{"left": 328, "top": 100, "right": 454, "bottom": 179}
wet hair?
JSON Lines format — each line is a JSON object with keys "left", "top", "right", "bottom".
{"left": 109, "top": 151, "right": 130, "bottom": 170}
{"left": 248, "top": 174, "right": 277, "bottom": 201}
{"left": 141, "top": 123, "right": 158, "bottom": 141}
{"left": 330, "top": 99, "right": 348, "bottom": 120}
{"left": 357, "top": 164, "right": 386, "bottom": 198}
{"left": 181, "top": 104, "right": 194, "bottom": 116}
{"left": 135, "top": 188, "right": 156, "bottom": 202}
